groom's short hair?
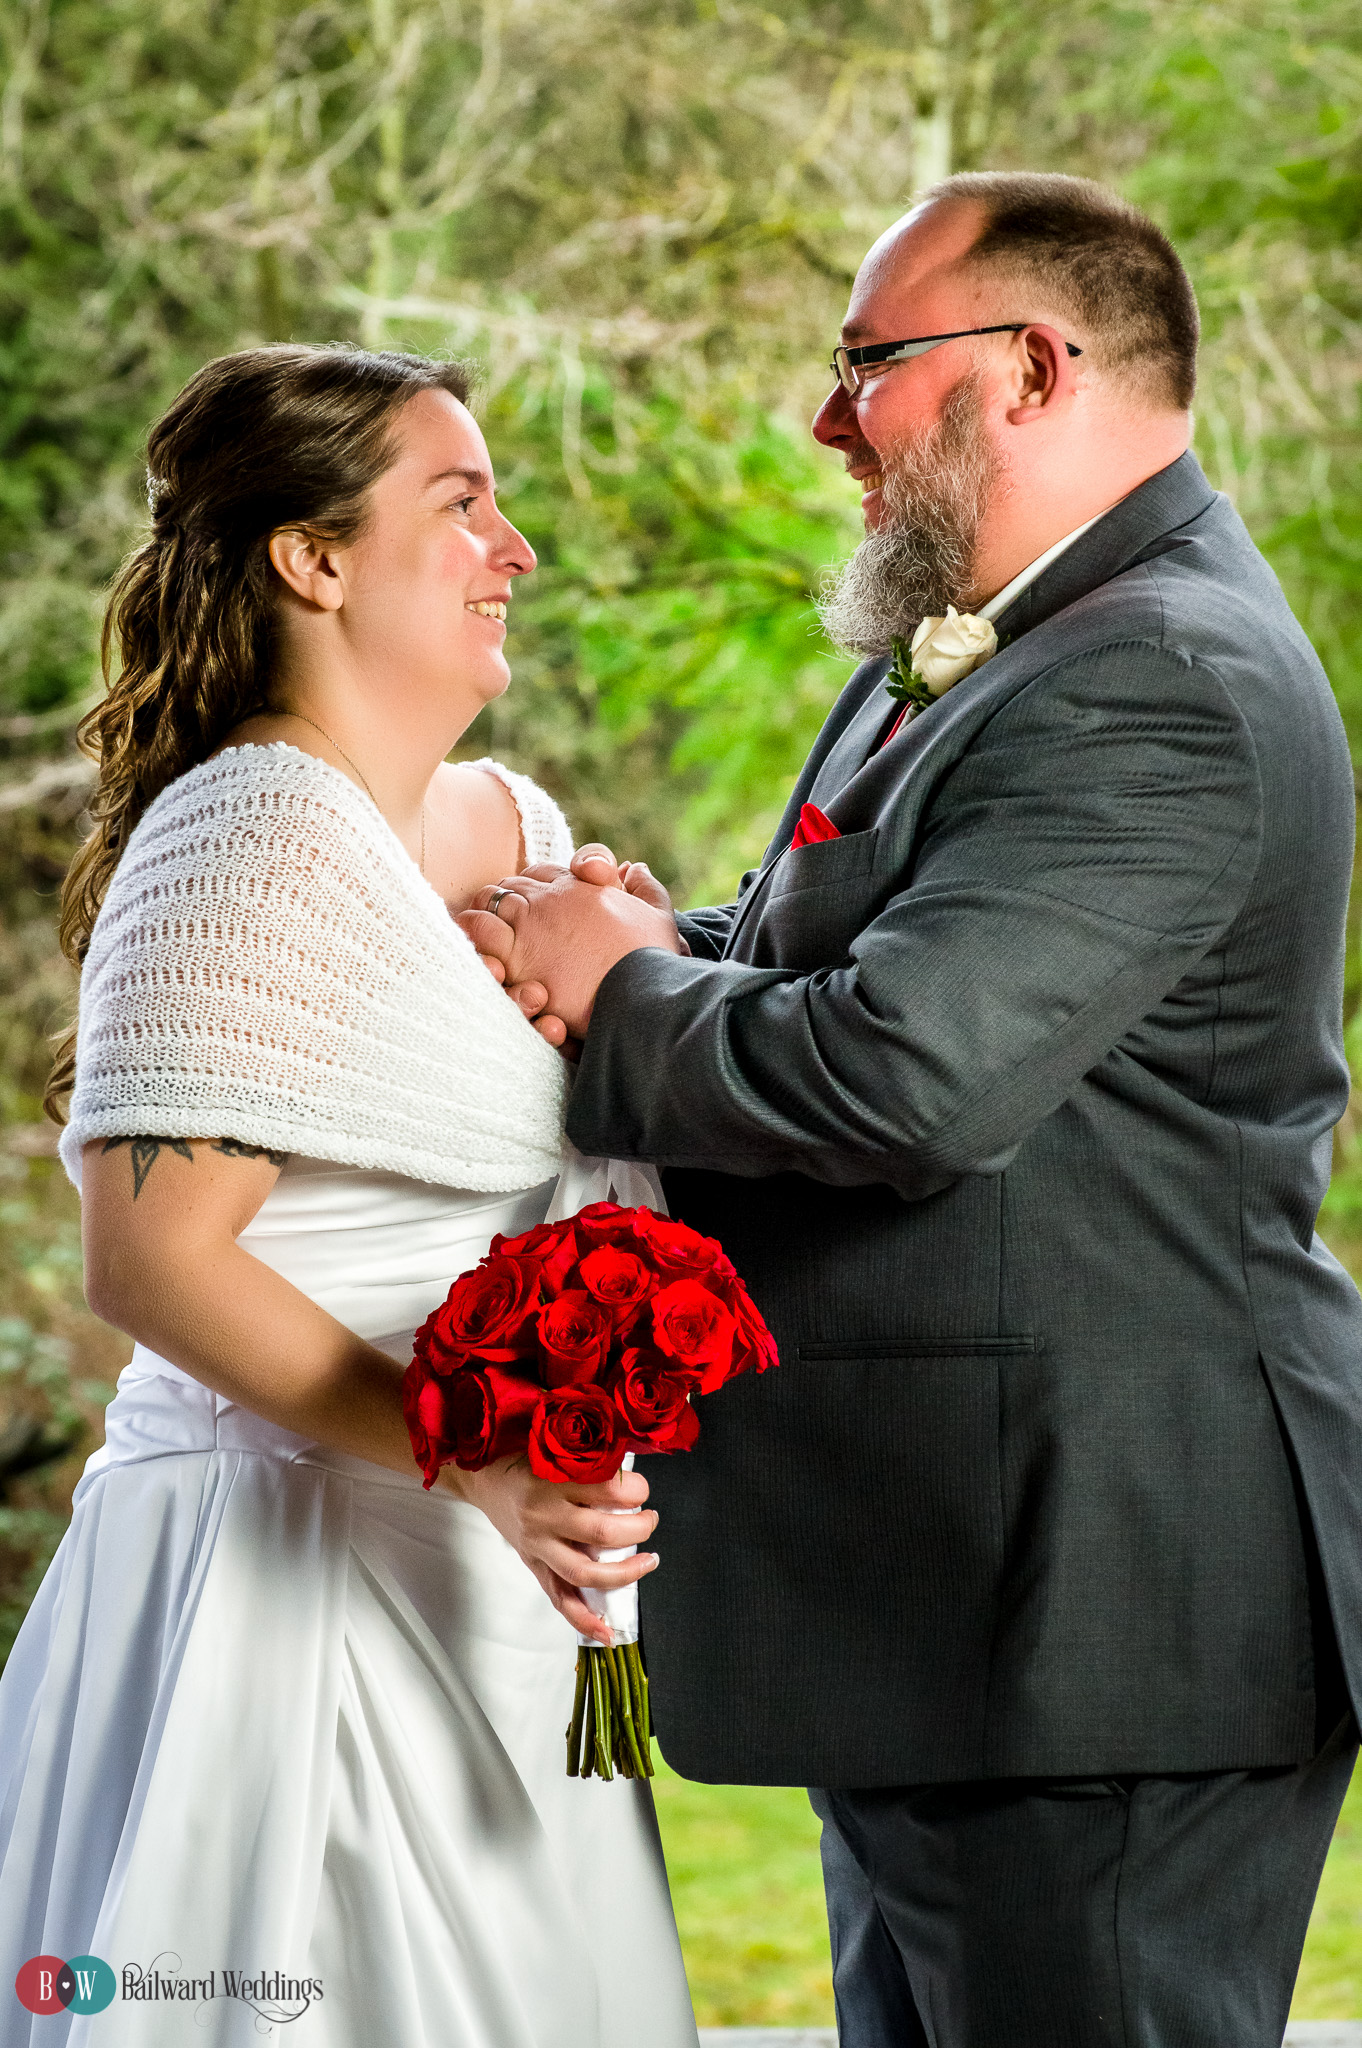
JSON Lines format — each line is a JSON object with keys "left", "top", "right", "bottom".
{"left": 926, "top": 171, "right": 1199, "bottom": 413}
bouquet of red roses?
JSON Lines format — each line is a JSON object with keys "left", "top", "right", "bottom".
{"left": 403, "top": 1199, "right": 777, "bottom": 1781}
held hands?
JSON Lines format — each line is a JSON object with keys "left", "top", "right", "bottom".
{"left": 455, "top": 845, "right": 687, "bottom": 1044}
{"left": 453, "top": 1453, "right": 659, "bottom": 1645}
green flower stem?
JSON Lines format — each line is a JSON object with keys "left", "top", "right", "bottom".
{"left": 602, "top": 1640, "right": 623, "bottom": 1718}
{"left": 589, "top": 1649, "right": 615, "bottom": 1780}
{"left": 579, "top": 1653, "right": 596, "bottom": 1777}
{"left": 623, "top": 1642, "right": 653, "bottom": 1773}
{"left": 566, "top": 1649, "right": 589, "bottom": 1774}
{"left": 611, "top": 1645, "right": 648, "bottom": 1778}
{"left": 567, "top": 1644, "right": 656, "bottom": 1780}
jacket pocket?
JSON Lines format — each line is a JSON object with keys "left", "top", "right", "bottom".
{"left": 800, "top": 1336, "right": 1036, "bottom": 1360}
{"left": 739, "top": 827, "right": 881, "bottom": 972}
{"left": 767, "top": 825, "right": 879, "bottom": 899}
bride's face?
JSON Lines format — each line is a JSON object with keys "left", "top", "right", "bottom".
{"left": 330, "top": 389, "right": 536, "bottom": 719}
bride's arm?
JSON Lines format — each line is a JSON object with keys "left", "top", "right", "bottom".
{"left": 81, "top": 1135, "right": 659, "bottom": 1638}
{"left": 81, "top": 1135, "right": 424, "bottom": 1477}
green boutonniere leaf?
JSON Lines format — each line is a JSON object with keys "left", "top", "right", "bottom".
{"left": 884, "top": 639, "right": 934, "bottom": 713}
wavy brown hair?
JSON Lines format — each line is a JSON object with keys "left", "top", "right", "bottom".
{"left": 46, "top": 343, "right": 474, "bottom": 1122}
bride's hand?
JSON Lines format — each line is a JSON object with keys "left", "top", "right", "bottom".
{"left": 452, "top": 1456, "right": 659, "bottom": 1645}
{"left": 495, "top": 852, "right": 688, "bottom": 1049}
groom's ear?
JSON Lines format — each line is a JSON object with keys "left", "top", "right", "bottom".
{"left": 267, "top": 527, "right": 346, "bottom": 612}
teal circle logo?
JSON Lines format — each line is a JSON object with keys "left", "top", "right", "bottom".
{"left": 65, "top": 1956, "right": 117, "bottom": 2014}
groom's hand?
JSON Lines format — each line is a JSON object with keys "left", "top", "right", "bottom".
{"left": 453, "top": 1455, "right": 659, "bottom": 1645}
{"left": 456, "top": 845, "right": 685, "bottom": 1039}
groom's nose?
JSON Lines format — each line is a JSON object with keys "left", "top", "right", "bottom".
{"left": 813, "top": 379, "right": 859, "bottom": 449}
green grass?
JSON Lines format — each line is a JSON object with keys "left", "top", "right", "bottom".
{"left": 652, "top": 1755, "right": 1362, "bottom": 2027}
{"left": 1295, "top": 1760, "right": 1362, "bottom": 2019}
{"left": 651, "top": 1760, "right": 834, "bottom": 2027}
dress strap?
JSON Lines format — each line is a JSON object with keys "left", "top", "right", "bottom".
{"left": 469, "top": 758, "right": 574, "bottom": 870}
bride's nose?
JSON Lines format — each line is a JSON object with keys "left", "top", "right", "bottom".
{"left": 492, "top": 511, "right": 537, "bottom": 579}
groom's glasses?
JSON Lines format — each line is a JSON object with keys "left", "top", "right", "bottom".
{"left": 830, "top": 325, "right": 1083, "bottom": 397}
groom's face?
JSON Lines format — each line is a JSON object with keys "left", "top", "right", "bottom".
{"left": 813, "top": 199, "right": 998, "bottom": 533}
{"left": 812, "top": 200, "right": 1014, "bottom": 651}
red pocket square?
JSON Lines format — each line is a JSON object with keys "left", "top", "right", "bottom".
{"left": 791, "top": 803, "right": 841, "bottom": 849}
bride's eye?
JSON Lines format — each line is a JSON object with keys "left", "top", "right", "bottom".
{"left": 448, "top": 496, "right": 479, "bottom": 518}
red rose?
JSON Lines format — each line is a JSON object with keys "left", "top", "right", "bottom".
{"left": 536, "top": 1290, "right": 615, "bottom": 1386}
{"left": 403, "top": 1363, "right": 441, "bottom": 1485}
{"left": 404, "top": 1365, "right": 541, "bottom": 1486}
{"left": 528, "top": 1384, "right": 626, "bottom": 1483}
{"left": 490, "top": 1218, "right": 579, "bottom": 1292}
{"left": 612, "top": 1345, "right": 701, "bottom": 1453}
{"left": 635, "top": 1212, "right": 726, "bottom": 1278}
{"left": 651, "top": 1278, "right": 736, "bottom": 1380}
{"left": 439, "top": 1366, "right": 540, "bottom": 1471}
{"left": 417, "top": 1255, "right": 540, "bottom": 1368}
{"left": 724, "top": 1284, "right": 779, "bottom": 1384}
{"left": 572, "top": 1201, "right": 645, "bottom": 1247}
{"left": 578, "top": 1244, "right": 654, "bottom": 1329}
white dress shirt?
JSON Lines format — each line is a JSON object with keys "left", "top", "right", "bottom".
{"left": 978, "top": 511, "right": 1105, "bottom": 623}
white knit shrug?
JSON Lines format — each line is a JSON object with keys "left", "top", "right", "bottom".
{"left": 59, "top": 744, "right": 573, "bottom": 1191}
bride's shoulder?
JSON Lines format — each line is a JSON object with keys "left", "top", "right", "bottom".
{"left": 138, "top": 738, "right": 349, "bottom": 836}
{"left": 112, "top": 744, "right": 409, "bottom": 924}
{"left": 432, "top": 759, "right": 573, "bottom": 874}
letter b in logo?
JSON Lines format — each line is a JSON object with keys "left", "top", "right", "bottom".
{"left": 16, "top": 1953, "right": 116, "bottom": 2015}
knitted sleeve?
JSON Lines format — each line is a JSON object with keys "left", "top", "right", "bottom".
{"left": 59, "top": 745, "right": 570, "bottom": 1192}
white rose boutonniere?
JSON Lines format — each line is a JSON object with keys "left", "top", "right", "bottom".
{"left": 885, "top": 605, "right": 999, "bottom": 717}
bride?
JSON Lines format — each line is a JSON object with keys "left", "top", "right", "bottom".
{"left": 0, "top": 343, "right": 698, "bottom": 2047}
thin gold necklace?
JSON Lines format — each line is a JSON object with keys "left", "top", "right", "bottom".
{"left": 285, "top": 712, "right": 426, "bottom": 878}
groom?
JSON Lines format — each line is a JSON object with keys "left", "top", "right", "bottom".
{"left": 462, "top": 172, "right": 1362, "bottom": 2044}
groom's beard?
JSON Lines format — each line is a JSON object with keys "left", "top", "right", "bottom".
{"left": 818, "top": 374, "right": 1004, "bottom": 657}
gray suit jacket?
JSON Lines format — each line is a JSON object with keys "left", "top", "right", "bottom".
{"left": 568, "top": 452, "right": 1362, "bottom": 1787}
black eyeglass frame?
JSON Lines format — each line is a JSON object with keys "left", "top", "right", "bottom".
{"left": 830, "top": 324, "right": 1083, "bottom": 396}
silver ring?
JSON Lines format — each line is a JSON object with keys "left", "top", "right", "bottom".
{"left": 486, "top": 888, "right": 510, "bottom": 916}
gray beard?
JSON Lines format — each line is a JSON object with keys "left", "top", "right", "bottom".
{"left": 818, "top": 375, "right": 1003, "bottom": 657}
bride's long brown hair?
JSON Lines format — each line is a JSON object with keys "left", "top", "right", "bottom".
{"left": 46, "top": 343, "right": 473, "bottom": 1122}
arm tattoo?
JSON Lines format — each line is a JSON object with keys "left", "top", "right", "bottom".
{"left": 100, "top": 1135, "right": 289, "bottom": 1198}
{"left": 211, "top": 1139, "right": 290, "bottom": 1167}
{"left": 102, "top": 1135, "right": 194, "bottom": 1199}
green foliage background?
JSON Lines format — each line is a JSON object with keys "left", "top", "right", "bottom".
{"left": 1, "top": 0, "right": 1360, "bottom": 2020}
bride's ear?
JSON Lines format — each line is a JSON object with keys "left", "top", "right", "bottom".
{"left": 268, "top": 527, "right": 346, "bottom": 612}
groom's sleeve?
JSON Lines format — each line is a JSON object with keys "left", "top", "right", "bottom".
{"left": 567, "top": 647, "right": 1267, "bottom": 1201}
{"left": 676, "top": 900, "right": 742, "bottom": 962}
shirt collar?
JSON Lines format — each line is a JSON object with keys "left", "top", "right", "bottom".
{"left": 977, "top": 513, "right": 1106, "bottom": 623}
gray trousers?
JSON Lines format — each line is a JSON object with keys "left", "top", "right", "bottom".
{"left": 811, "top": 1714, "right": 1356, "bottom": 2048}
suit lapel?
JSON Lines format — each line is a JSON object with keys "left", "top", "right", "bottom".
{"left": 990, "top": 450, "right": 1214, "bottom": 643}
{"left": 721, "top": 655, "right": 889, "bottom": 956}
{"left": 809, "top": 659, "right": 896, "bottom": 807}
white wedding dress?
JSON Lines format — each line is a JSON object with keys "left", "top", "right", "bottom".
{"left": 0, "top": 1155, "right": 699, "bottom": 2046}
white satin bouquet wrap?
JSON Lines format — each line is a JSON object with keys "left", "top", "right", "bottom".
{"left": 546, "top": 1145, "right": 667, "bottom": 1650}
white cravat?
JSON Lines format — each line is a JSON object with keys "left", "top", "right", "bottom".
{"left": 978, "top": 512, "right": 1104, "bottom": 623}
